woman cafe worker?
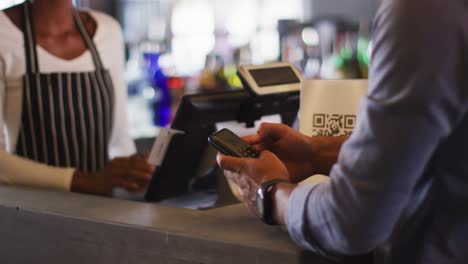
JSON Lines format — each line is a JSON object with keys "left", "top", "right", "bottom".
{"left": 0, "top": 0, "right": 154, "bottom": 195}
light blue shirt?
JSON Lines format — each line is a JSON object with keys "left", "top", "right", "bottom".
{"left": 286, "top": 0, "right": 468, "bottom": 263}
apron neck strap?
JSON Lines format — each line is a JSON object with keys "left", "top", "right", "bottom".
{"left": 22, "top": 1, "right": 39, "bottom": 74}
{"left": 71, "top": 9, "right": 105, "bottom": 70}
{"left": 21, "top": 1, "right": 105, "bottom": 74}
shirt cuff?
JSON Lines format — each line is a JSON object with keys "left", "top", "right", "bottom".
{"left": 298, "top": 174, "right": 330, "bottom": 186}
{"left": 16, "top": 165, "right": 75, "bottom": 191}
{"left": 60, "top": 168, "right": 75, "bottom": 191}
{"left": 285, "top": 175, "right": 330, "bottom": 252}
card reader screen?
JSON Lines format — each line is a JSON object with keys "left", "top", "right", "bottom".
{"left": 249, "top": 67, "right": 300, "bottom": 87}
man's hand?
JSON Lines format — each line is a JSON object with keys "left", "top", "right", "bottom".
{"left": 243, "top": 123, "right": 316, "bottom": 182}
{"left": 244, "top": 123, "right": 346, "bottom": 182}
{"left": 71, "top": 154, "right": 155, "bottom": 195}
{"left": 217, "top": 150, "right": 290, "bottom": 214}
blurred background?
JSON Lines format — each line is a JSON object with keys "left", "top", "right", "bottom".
{"left": 1, "top": 0, "right": 381, "bottom": 139}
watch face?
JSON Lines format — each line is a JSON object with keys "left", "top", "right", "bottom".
{"left": 256, "top": 188, "right": 264, "bottom": 218}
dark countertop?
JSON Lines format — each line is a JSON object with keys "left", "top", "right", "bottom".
{"left": 0, "top": 185, "right": 371, "bottom": 264}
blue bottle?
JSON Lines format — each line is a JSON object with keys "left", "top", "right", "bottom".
{"left": 143, "top": 52, "right": 171, "bottom": 127}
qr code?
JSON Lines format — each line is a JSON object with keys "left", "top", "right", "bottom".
{"left": 311, "top": 113, "right": 356, "bottom": 136}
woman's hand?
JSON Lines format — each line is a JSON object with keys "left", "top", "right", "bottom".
{"left": 217, "top": 150, "right": 290, "bottom": 214}
{"left": 71, "top": 154, "right": 155, "bottom": 195}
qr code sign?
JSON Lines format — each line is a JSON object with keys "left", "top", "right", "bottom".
{"left": 312, "top": 113, "right": 356, "bottom": 136}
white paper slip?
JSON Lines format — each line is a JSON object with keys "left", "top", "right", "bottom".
{"left": 148, "top": 128, "right": 185, "bottom": 166}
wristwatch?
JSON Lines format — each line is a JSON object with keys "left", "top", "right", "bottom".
{"left": 256, "top": 178, "right": 288, "bottom": 225}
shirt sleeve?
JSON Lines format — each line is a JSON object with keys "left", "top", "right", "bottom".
{"left": 0, "top": 66, "right": 74, "bottom": 191}
{"left": 0, "top": 28, "right": 74, "bottom": 191}
{"left": 0, "top": 150, "right": 75, "bottom": 190}
{"left": 0, "top": 63, "right": 74, "bottom": 190}
{"left": 106, "top": 19, "right": 136, "bottom": 159}
{"left": 286, "top": 0, "right": 468, "bottom": 256}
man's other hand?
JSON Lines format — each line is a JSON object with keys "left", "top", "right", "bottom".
{"left": 216, "top": 150, "right": 290, "bottom": 214}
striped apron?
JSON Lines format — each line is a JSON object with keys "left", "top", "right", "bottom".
{"left": 15, "top": 1, "right": 114, "bottom": 173}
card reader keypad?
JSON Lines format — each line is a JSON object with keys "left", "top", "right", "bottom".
{"left": 240, "top": 145, "right": 260, "bottom": 158}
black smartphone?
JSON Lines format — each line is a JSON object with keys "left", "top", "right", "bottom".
{"left": 208, "top": 128, "right": 260, "bottom": 158}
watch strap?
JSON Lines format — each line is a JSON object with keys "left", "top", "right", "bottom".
{"left": 257, "top": 178, "right": 288, "bottom": 225}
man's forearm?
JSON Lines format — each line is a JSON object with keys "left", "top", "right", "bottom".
{"left": 310, "top": 136, "right": 347, "bottom": 175}
{"left": 272, "top": 182, "right": 296, "bottom": 225}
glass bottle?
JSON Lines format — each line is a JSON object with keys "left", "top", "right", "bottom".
{"left": 143, "top": 52, "right": 172, "bottom": 127}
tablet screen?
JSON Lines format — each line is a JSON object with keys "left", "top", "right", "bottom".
{"left": 249, "top": 66, "right": 300, "bottom": 87}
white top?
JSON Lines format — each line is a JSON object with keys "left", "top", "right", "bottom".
{"left": 0, "top": 9, "right": 136, "bottom": 191}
